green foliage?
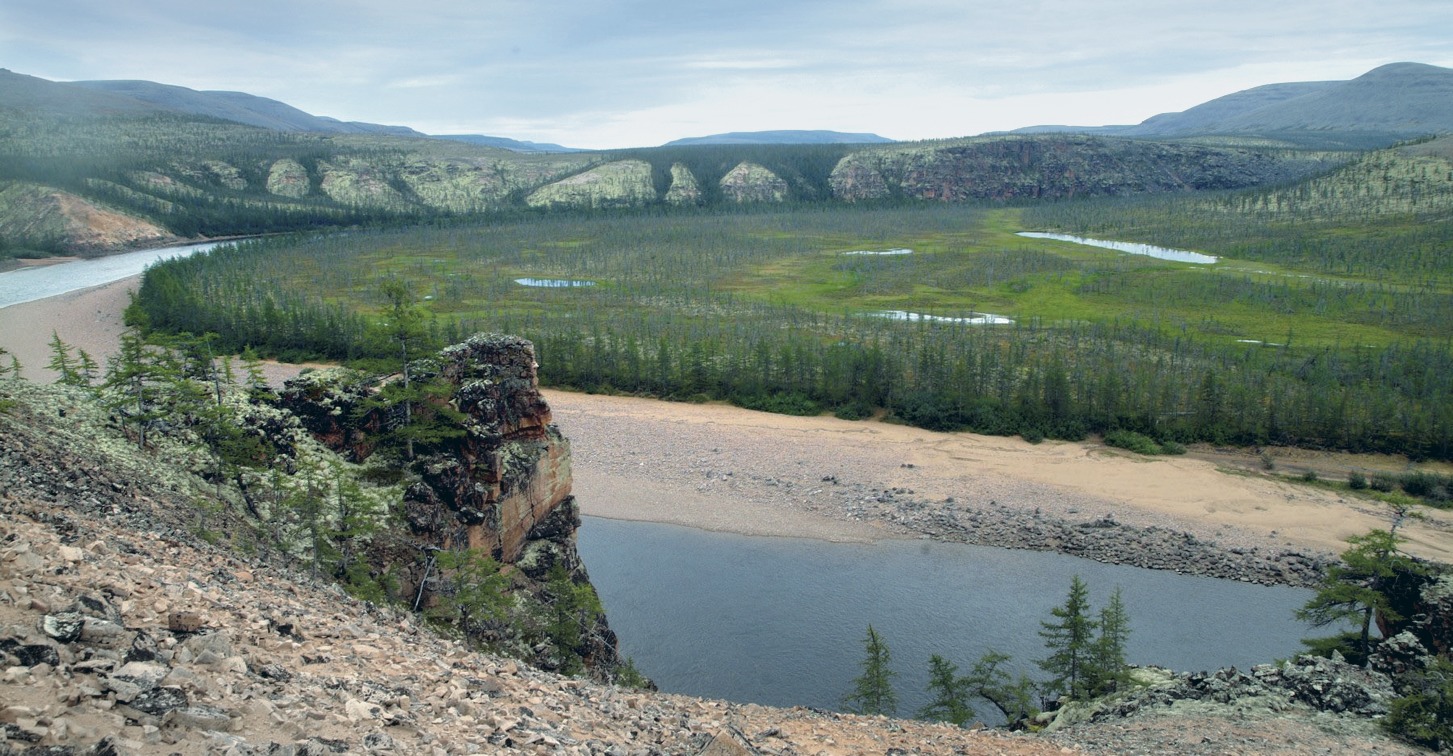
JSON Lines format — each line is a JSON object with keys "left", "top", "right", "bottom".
{"left": 844, "top": 625, "right": 898, "bottom": 716}
{"left": 1038, "top": 575, "right": 1098, "bottom": 700}
{"left": 731, "top": 391, "right": 822, "bottom": 416}
{"left": 920, "top": 655, "right": 975, "bottom": 726}
{"left": 100, "top": 330, "right": 186, "bottom": 448}
{"left": 429, "top": 549, "right": 512, "bottom": 638}
{"left": 0, "top": 345, "right": 17, "bottom": 387}
{"left": 919, "top": 650, "right": 1039, "bottom": 727}
{"left": 541, "top": 562, "right": 605, "bottom": 676}
{"left": 1383, "top": 656, "right": 1453, "bottom": 750}
{"left": 46, "top": 331, "right": 85, "bottom": 386}
{"left": 614, "top": 657, "right": 652, "bottom": 689}
{"left": 1349, "top": 471, "right": 1369, "bottom": 490}
{"left": 132, "top": 198, "right": 1453, "bottom": 461}
{"left": 358, "top": 280, "right": 464, "bottom": 460}
{"left": 1104, "top": 430, "right": 1163, "bottom": 456}
{"left": 1298, "top": 528, "right": 1430, "bottom": 664}
{"left": 1087, "top": 588, "right": 1132, "bottom": 697}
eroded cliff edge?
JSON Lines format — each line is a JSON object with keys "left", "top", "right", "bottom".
{"left": 277, "top": 334, "right": 622, "bottom": 678}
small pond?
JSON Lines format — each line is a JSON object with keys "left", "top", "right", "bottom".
{"left": 515, "top": 278, "right": 597, "bottom": 288}
{"left": 876, "top": 309, "right": 1014, "bottom": 325}
{"left": 841, "top": 248, "right": 913, "bottom": 256}
{"left": 1017, "top": 232, "right": 1218, "bottom": 264}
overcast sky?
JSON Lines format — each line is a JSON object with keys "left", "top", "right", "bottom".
{"left": 3, "top": 0, "right": 1451, "bottom": 149}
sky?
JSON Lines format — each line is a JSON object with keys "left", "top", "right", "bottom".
{"left": 3, "top": 0, "right": 1451, "bottom": 150}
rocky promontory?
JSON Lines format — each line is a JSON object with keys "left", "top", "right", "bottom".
{"left": 0, "top": 345, "right": 1075, "bottom": 755}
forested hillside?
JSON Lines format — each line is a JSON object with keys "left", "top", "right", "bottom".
{"left": 131, "top": 133, "right": 1453, "bottom": 461}
{"left": 0, "top": 67, "right": 1350, "bottom": 257}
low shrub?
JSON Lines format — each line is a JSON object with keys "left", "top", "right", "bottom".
{"left": 1105, "top": 429, "right": 1162, "bottom": 455}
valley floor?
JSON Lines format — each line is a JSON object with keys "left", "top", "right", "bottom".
{"left": 0, "top": 277, "right": 1442, "bottom": 754}
{"left": 3, "top": 276, "right": 1451, "bottom": 576}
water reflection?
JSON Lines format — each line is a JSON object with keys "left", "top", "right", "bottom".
{"left": 514, "top": 278, "right": 597, "bottom": 288}
{"left": 876, "top": 309, "right": 1014, "bottom": 325}
{"left": 1017, "top": 232, "right": 1218, "bottom": 264}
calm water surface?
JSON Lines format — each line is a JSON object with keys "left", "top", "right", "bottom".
{"left": 578, "top": 516, "right": 1315, "bottom": 715}
{"left": 1017, "top": 232, "right": 1218, "bottom": 264}
{"left": 0, "top": 241, "right": 227, "bottom": 309}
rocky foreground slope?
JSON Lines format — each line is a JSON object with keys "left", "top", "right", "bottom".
{"left": 0, "top": 369, "right": 1069, "bottom": 755}
{"left": 0, "top": 333, "right": 1440, "bottom": 754}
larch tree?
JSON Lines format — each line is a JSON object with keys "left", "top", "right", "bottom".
{"left": 1038, "top": 575, "right": 1098, "bottom": 700}
{"left": 844, "top": 625, "right": 898, "bottom": 716}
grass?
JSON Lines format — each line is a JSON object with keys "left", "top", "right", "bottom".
{"left": 715, "top": 208, "right": 1440, "bottom": 350}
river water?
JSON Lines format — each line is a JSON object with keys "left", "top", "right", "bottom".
{"left": 578, "top": 516, "right": 1316, "bottom": 716}
{"left": 0, "top": 241, "right": 227, "bottom": 309}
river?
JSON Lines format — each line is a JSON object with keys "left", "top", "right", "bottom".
{"left": 578, "top": 516, "right": 1317, "bottom": 716}
{"left": 0, "top": 241, "right": 228, "bottom": 309}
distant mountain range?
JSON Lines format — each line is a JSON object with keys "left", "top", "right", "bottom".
{"left": 71, "top": 79, "right": 428, "bottom": 137}
{"left": 1012, "top": 62, "right": 1453, "bottom": 141}
{"left": 663, "top": 130, "right": 894, "bottom": 147}
{"left": 432, "top": 134, "right": 584, "bottom": 153}
{"left": 0, "top": 69, "right": 589, "bottom": 151}
{"left": 6, "top": 63, "right": 1449, "bottom": 153}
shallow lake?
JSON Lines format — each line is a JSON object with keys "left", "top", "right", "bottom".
{"left": 0, "top": 241, "right": 228, "bottom": 309}
{"left": 1017, "top": 232, "right": 1218, "bottom": 264}
{"left": 515, "top": 278, "right": 596, "bottom": 288}
{"left": 578, "top": 516, "right": 1317, "bottom": 716}
{"left": 842, "top": 248, "right": 913, "bottom": 256}
{"left": 876, "top": 309, "right": 1014, "bottom": 325}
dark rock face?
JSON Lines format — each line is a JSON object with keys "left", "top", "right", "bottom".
{"left": 830, "top": 136, "right": 1337, "bottom": 203}
{"left": 278, "top": 333, "right": 619, "bottom": 677}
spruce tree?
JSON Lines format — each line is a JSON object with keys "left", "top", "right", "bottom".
{"left": 844, "top": 625, "right": 897, "bottom": 716}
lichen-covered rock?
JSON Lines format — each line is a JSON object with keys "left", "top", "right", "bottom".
{"left": 266, "top": 158, "right": 311, "bottom": 198}
{"left": 276, "top": 334, "right": 618, "bottom": 677}
{"left": 828, "top": 153, "right": 891, "bottom": 201}
{"left": 525, "top": 160, "right": 656, "bottom": 209}
{"left": 317, "top": 157, "right": 411, "bottom": 210}
{"left": 201, "top": 160, "right": 248, "bottom": 191}
{"left": 664, "top": 162, "right": 703, "bottom": 205}
{"left": 830, "top": 135, "right": 1339, "bottom": 203}
{"left": 718, "top": 162, "right": 788, "bottom": 203}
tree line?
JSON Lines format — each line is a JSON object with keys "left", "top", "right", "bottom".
{"left": 844, "top": 576, "right": 1130, "bottom": 727}
{"left": 131, "top": 210, "right": 1453, "bottom": 461}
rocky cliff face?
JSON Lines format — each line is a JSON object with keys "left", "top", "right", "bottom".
{"left": 525, "top": 160, "right": 656, "bottom": 210}
{"left": 829, "top": 136, "right": 1340, "bottom": 202}
{"left": 718, "top": 161, "right": 789, "bottom": 203}
{"left": 277, "top": 334, "right": 619, "bottom": 677}
{"left": 0, "top": 181, "right": 178, "bottom": 254}
{"left": 663, "top": 162, "right": 703, "bottom": 205}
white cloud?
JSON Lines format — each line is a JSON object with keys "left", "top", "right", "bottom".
{"left": 2, "top": 0, "right": 1451, "bottom": 148}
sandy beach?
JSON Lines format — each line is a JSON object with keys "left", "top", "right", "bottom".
{"left": 3, "top": 274, "right": 1450, "bottom": 568}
